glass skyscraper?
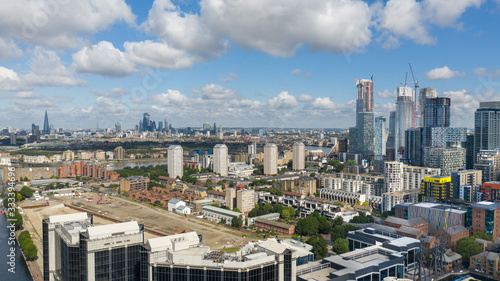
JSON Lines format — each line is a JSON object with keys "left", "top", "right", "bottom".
{"left": 349, "top": 79, "right": 374, "bottom": 157}
{"left": 43, "top": 110, "right": 50, "bottom": 135}
{"left": 375, "top": 116, "right": 386, "bottom": 156}
{"left": 474, "top": 101, "right": 500, "bottom": 164}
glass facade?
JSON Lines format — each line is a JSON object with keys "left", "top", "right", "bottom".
{"left": 93, "top": 245, "right": 142, "bottom": 281}
{"left": 424, "top": 97, "right": 450, "bottom": 128}
{"left": 43, "top": 220, "right": 49, "bottom": 281}
{"left": 60, "top": 240, "right": 80, "bottom": 281}
{"left": 150, "top": 265, "right": 278, "bottom": 281}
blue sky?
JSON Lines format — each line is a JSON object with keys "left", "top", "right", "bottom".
{"left": 1, "top": 0, "right": 500, "bottom": 130}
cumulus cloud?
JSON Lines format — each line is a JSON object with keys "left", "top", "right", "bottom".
{"left": 92, "top": 88, "right": 129, "bottom": 98}
{"left": 152, "top": 89, "right": 190, "bottom": 107}
{"left": 422, "top": 0, "right": 484, "bottom": 27}
{"left": 297, "top": 94, "right": 314, "bottom": 102}
{"left": 425, "top": 66, "right": 465, "bottom": 80}
{"left": 72, "top": 41, "right": 135, "bottom": 77}
{"left": 474, "top": 67, "right": 500, "bottom": 77}
{"left": 201, "top": 84, "right": 236, "bottom": 100}
{"left": 312, "top": 97, "right": 335, "bottom": 109}
{"left": 219, "top": 72, "right": 239, "bottom": 82}
{"left": 268, "top": 91, "right": 298, "bottom": 109}
{"left": 291, "top": 69, "right": 311, "bottom": 77}
{"left": 0, "top": 66, "right": 28, "bottom": 91}
{"left": 0, "top": 0, "right": 135, "bottom": 49}
{"left": 124, "top": 40, "right": 195, "bottom": 69}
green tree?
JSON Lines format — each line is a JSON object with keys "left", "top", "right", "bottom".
{"left": 253, "top": 169, "right": 262, "bottom": 175}
{"left": 263, "top": 203, "right": 273, "bottom": 213}
{"left": 233, "top": 208, "right": 241, "bottom": 213}
{"left": 332, "top": 238, "right": 349, "bottom": 254}
{"left": 471, "top": 232, "right": 493, "bottom": 241}
{"left": 456, "top": 237, "right": 482, "bottom": 264}
{"left": 231, "top": 216, "right": 243, "bottom": 228}
{"left": 281, "top": 209, "right": 291, "bottom": 219}
{"left": 331, "top": 216, "right": 344, "bottom": 227}
{"left": 306, "top": 235, "right": 328, "bottom": 260}
{"left": 380, "top": 211, "right": 392, "bottom": 219}
{"left": 272, "top": 204, "right": 284, "bottom": 214}
{"left": 310, "top": 172, "right": 316, "bottom": 177}
{"left": 7, "top": 208, "right": 23, "bottom": 229}
{"left": 296, "top": 216, "right": 319, "bottom": 236}
{"left": 23, "top": 240, "right": 38, "bottom": 259}
{"left": 18, "top": 231, "right": 31, "bottom": 246}
{"left": 229, "top": 181, "right": 235, "bottom": 188}
{"left": 16, "top": 193, "right": 22, "bottom": 201}
{"left": 318, "top": 216, "right": 331, "bottom": 234}
{"left": 344, "top": 224, "right": 361, "bottom": 233}
{"left": 206, "top": 179, "right": 212, "bottom": 186}
{"left": 331, "top": 225, "right": 346, "bottom": 241}
{"left": 211, "top": 203, "right": 220, "bottom": 208}
{"left": 350, "top": 213, "right": 374, "bottom": 224}
{"left": 20, "top": 186, "right": 33, "bottom": 199}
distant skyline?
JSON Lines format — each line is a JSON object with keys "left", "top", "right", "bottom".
{"left": 1, "top": 0, "right": 500, "bottom": 129}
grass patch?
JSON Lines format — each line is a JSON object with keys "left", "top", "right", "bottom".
{"left": 219, "top": 247, "right": 240, "bottom": 253}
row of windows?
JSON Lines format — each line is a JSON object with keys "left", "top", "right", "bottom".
{"left": 150, "top": 265, "right": 279, "bottom": 281}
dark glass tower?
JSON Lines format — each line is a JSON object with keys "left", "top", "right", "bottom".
{"left": 43, "top": 110, "right": 50, "bottom": 135}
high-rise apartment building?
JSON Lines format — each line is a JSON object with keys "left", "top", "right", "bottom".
{"left": 404, "top": 128, "right": 423, "bottom": 166}
{"left": 423, "top": 146, "right": 466, "bottom": 176}
{"left": 418, "top": 88, "right": 438, "bottom": 127}
{"left": 423, "top": 97, "right": 450, "bottom": 128}
{"left": 403, "top": 166, "right": 441, "bottom": 191}
{"left": 292, "top": 142, "right": 305, "bottom": 170}
{"left": 168, "top": 145, "right": 184, "bottom": 179}
{"left": 237, "top": 189, "right": 255, "bottom": 214}
{"left": 374, "top": 116, "right": 386, "bottom": 156}
{"left": 351, "top": 79, "right": 375, "bottom": 157}
{"left": 474, "top": 101, "right": 500, "bottom": 164}
{"left": 474, "top": 149, "right": 500, "bottom": 183}
{"left": 114, "top": 146, "right": 125, "bottom": 160}
{"left": 213, "top": 144, "right": 228, "bottom": 177}
{"left": 384, "top": 161, "right": 404, "bottom": 193}
{"left": 264, "top": 143, "right": 278, "bottom": 175}
{"left": 225, "top": 188, "right": 237, "bottom": 210}
{"left": 395, "top": 87, "right": 415, "bottom": 151}
{"left": 480, "top": 182, "right": 500, "bottom": 202}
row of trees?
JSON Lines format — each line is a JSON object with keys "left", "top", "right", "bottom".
{"left": 19, "top": 231, "right": 38, "bottom": 260}
{"left": 248, "top": 203, "right": 298, "bottom": 220}
{"left": 456, "top": 232, "right": 494, "bottom": 266}
{"left": 330, "top": 216, "right": 359, "bottom": 254}
{"left": 295, "top": 212, "right": 331, "bottom": 236}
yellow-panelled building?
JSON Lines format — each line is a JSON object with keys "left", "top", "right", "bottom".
{"left": 420, "top": 176, "right": 453, "bottom": 202}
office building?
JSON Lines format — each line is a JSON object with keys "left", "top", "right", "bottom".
{"left": 292, "top": 142, "right": 305, "bottom": 170}
{"left": 474, "top": 101, "right": 500, "bottom": 164}
{"left": 423, "top": 146, "right": 466, "bottom": 176}
{"left": 420, "top": 176, "right": 453, "bottom": 202}
{"left": 349, "top": 79, "right": 375, "bottom": 157}
{"left": 418, "top": 88, "right": 438, "bottom": 127}
{"left": 168, "top": 145, "right": 184, "bottom": 179}
{"left": 475, "top": 149, "right": 500, "bottom": 183}
{"left": 451, "top": 170, "right": 482, "bottom": 199}
{"left": 43, "top": 110, "right": 50, "bottom": 135}
{"left": 213, "top": 144, "right": 228, "bottom": 177}
{"left": 115, "top": 122, "right": 122, "bottom": 132}
{"left": 467, "top": 201, "right": 500, "bottom": 240}
{"left": 466, "top": 134, "right": 475, "bottom": 169}
{"left": 141, "top": 232, "right": 308, "bottom": 281}
{"left": 404, "top": 128, "right": 423, "bottom": 166}
{"left": 114, "top": 146, "right": 125, "bottom": 160}
{"left": 374, "top": 116, "right": 386, "bottom": 156}
{"left": 43, "top": 213, "right": 144, "bottom": 281}
{"left": 395, "top": 87, "right": 415, "bottom": 151}
{"left": 264, "top": 143, "right": 278, "bottom": 175}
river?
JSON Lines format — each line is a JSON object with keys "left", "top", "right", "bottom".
{"left": 0, "top": 211, "right": 33, "bottom": 280}
{"left": 106, "top": 160, "right": 168, "bottom": 170}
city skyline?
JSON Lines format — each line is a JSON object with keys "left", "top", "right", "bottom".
{"left": 0, "top": 1, "right": 500, "bottom": 129}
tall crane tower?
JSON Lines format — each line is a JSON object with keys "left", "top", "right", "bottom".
{"left": 409, "top": 63, "right": 419, "bottom": 127}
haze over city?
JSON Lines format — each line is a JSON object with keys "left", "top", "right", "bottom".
{"left": 0, "top": 0, "right": 499, "bottom": 129}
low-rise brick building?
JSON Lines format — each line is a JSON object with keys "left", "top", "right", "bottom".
{"left": 470, "top": 251, "right": 500, "bottom": 280}
{"left": 384, "top": 216, "right": 428, "bottom": 235}
{"left": 434, "top": 225, "right": 469, "bottom": 251}
{"left": 254, "top": 218, "right": 295, "bottom": 235}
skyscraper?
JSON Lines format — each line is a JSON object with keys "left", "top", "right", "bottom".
{"left": 264, "top": 143, "right": 278, "bottom": 175}
{"left": 374, "top": 116, "right": 386, "bottom": 156}
{"left": 350, "top": 79, "right": 375, "bottom": 157}
{"left": 474, "top": 101, "right": 500, "bottom": 164}
{"left": 142, "top": 113, "right": 151, "bottom": 132}
{"left": 168, "top": 145, "right": 184, "bottom": 179}
{"left": 213, "top": 144, "right": 228, "bottom": 177}
{"left": 42, "top": 110, "right": 50, "bottom": 135}
{"left": 292, "top": 142, "right": 305, "bottom": 170}
{"left": 423, "top": 97, "right": 450, "bottom": 128}
{"left": 418, "top": 88, "right": 438, "bottom": 127}
{"left": 115, "top": 122, "right": 122, "bottom": 132}
{"left": 395, "top": 87, "right": 415, "bottom": 151}
{"left": 404, "top": 128, "right": 423, "bottom": 166}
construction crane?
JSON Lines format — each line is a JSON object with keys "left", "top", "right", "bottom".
{"left": 409, "top": 63, "right": 419, "bottom": 127}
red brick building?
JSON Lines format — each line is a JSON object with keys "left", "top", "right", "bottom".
{"left": 254, "top": 218, "right": 295, "bottom": 235}
{"left": 384, "top": 216, "right": 428, "bottom": 235}
{"left": 481, "top": 182, "right": 500, "bottom": 201}
{"left": 434, "top": 225, "right": 469, "bottom": 251}
{"left": 57, "top": 161, "right": 119, "bottom": 180}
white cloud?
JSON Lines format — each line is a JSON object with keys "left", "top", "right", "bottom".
{"left": 201, "top": 84, "right": 236, "bottom": 100}
{"left": 72, "top": 41, "right": 135, "bottom": 77}
{"left": 474, "top": 67, "right": 500, "bottom": 77}
{"left": 422, "top": 0, "right": 484, "bottom": 27}
{"left": 0, "top": 0, "right": 135, "bottom": 49}
{"left": 297, "top": 94, "right": 314, "bottom": 102}
{"left": 15, "top": 91, "right": 42, "bottom": 99}
{"left": 152, "top": 89, "right": 190, "bottom": 107}
{"left": 425, "top": 66, "right": 465, "bottom": 80}
{"left": 24, "top": 46, "right": 86, "bottom": 87}
{"left": 0, "top": 66, "right": 28, "bottom": 91}
{"left": 291, "top": 69, "right": 311, "bottom": 77}
{"left": 92, "top": 88, "right": 129, "bottom": 98}
{"left": 268, "top": 91, "right": 298, "bottom": 109}
{"left": 124, "top": 40, "right": 194, "bottom": 69}
{"left": 219, "top": 72, "right": 239, "bottom": 82}
{"left": 312, "top": 97, "right": 335, "bottom": 109}
{"left": 377, "top": 89, "right": 397, "bottom": 98}
{"left": 0, "top": 38, "right": 23, "bottom": 60}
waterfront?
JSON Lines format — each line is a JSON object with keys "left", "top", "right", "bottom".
{"left": 105, "top": 159, "right": 168, "bottom": 170}
{"left": 0, "top": 212, "right": 33, "bottom": 280}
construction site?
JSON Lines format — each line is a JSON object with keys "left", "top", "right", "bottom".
{"left": 20, "top": 193, "right": 262, "bottom": 278}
